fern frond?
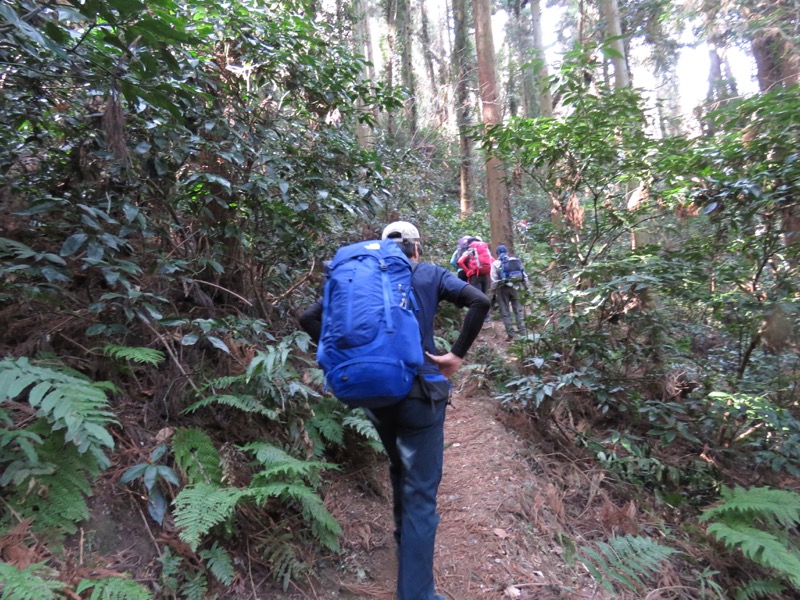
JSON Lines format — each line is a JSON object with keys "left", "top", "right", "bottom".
{"left": 579, "top": 535, "right": 680, "bottom": 594}
{"left": 156, "top": 547, "right": 181, "bottom": 596}
{"left": 199, "top": 542, "right": 234, "bottom": 586}
{"left": 205, "top": 374, "right": 245, "bottom": 390}
{"left": 173, "top": 484, "right": 246, "bottom": 551}
{"left": 182, "top": 394, "right": 279, "bottom": 419}
{"left": 177, "top": 572, "right": 207, "bottom": 600}
{"left": 306, "top": 407, "right": 344, "bottom": 447}
{"left": 5, "top": 429, "right": 94, "bottom": 535}
{"left": 75, "top": 576, "right": 153, "bottom": 600}
{"left": 171, "top": 427, "right": 223, "bottom": 487}
{"left": 343, "top": 411, "right": 381, "bottom": 444}
{"left": 241, "top": 441, "right": 337, "bottom": 488}
{"left": 0, "top": 357, "right": 117, "bottom": 469}
{"left": 706, "top": 521, "right": 800, "bottom": 587}
{"left": 700, "top": 486, "right": 800, "bottom": 528}
{"left": 99, "top": 345, "right": 165, "bottom": 366}
{"left": 734, "top": 578, "right": 786, "bottom": 600}
{"left": 0, "top": 562, "right": 63, "bottom": 600}
{"left": 247, "top": 483, "right": 341, "bottom": 552}
{"left": 264, "top": 534, "right": 305, "bottom": 592}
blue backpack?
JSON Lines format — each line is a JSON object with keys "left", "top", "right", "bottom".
{"left": 317, "top": 239, "right": 424, "bottom": 408}
{"left": 501, "top": 255, "right": 525, "bottom": 282}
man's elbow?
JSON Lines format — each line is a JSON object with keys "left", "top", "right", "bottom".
{"left": 476, "top": 293, "right": 491, "bottom": 311}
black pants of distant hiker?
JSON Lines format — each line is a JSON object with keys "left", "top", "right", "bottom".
{"left": 469, "top": 273, "right": 491, "bottom": 322}
{"left": 496, "top": 284, "right": 525, "bottom": 336}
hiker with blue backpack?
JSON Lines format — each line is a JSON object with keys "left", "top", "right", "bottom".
{"left": 490, "top": 244, "right": 529, "bottom": 340}
{"left": 298, "top": 221, "right": 490, "bottom": 600}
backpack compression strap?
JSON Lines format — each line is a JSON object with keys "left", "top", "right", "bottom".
{"left": 379, "top": 258, "right": 395, "bottom": 333}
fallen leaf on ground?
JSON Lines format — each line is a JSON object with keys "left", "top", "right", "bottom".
{"left": 493, "top": 528, "right": 510, "bottom": 539}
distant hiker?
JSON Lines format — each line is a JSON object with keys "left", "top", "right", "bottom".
{"left": 457, "top": 237, "right": 493, "bottom": 321}
{"left": 449, "top": 235, "right": 475, "bottom": 281}
{"left": 490, "top": 244, "right": 529, "bottom": 340}
{"left": 299, "top": 221, "right": 490, "bottom": 600}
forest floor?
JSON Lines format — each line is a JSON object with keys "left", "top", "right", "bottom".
{"left": 275, "top": 321, "right": 607, "bottom": 600}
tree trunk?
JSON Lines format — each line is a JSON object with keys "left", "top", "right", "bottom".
{"left": 420, "top": 0, "right": 437, "bottom": 92}
{"left": 452, "top": 0, "right": 473, "bottom": 217}
{"left": 385, "top": 0, "right": 397, "bottom": 136}
{"left": 598, "top": 0, "right": 629, "bottom": 88}
{"left": 530, "top": 0, "right": 553, "bottom": 117}
{"left": 741, "top": 2, "right": 800, "bottom": 253}
{"left": 472, "top": 0, "right": 513, "bottom": 251}
{"left": 353, "top": 0, "right": 374, "bottom": 148}
{"left": 397, "top": 0, "right": 417, "bottom": 135}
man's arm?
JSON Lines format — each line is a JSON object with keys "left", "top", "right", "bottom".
{"left": 299, "top": 300, "right": 323, "bottom": 342}
{"left": 427, "top": 284, "right": 489, "bottom": 379}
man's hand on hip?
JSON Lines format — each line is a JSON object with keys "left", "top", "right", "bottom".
{"left": 425, "top": 351, "right": 463, "bottom": 380}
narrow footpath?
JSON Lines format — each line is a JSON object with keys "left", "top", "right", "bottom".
{"left": 298, "top": 325, "right": 601, "bottom": 600}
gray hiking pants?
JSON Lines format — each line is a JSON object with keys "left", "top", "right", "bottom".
{"left": 496, "top": 284, "right": 525, "bottom": 335}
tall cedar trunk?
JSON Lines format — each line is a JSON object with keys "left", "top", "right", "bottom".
{"left": 702, "top": 3, "right": 738, "bottom": 124}
{"left": 598, "top": 0, "right": 629, "bottom": 88}
{"left": 436, "top": 16, "right": 450, "bottom": 127}
{"left": 506, "top": 0, "right": 531, "bottom": 118}
{"left": 397, "top": 0, "right": 417, "bottom": 135}
{"left": 530, "top": 0, "right": 553, "bottom": 117}
{"left": 385, "top": 0, "right": 397, "bottom": 136}
{"left": 353, "top": 0, "right": 373, "bottom": 148}
{"left": 420, "top": 0, "right": 436, "bottom": 92}
{"left": 741, "top": 2, "right": 800, "bottom": 254}
{"left": 452, "top": 0, "right": 473, "bottom": 216}
{"left": 472, "top": 0, "right": 513, "bottom": 252}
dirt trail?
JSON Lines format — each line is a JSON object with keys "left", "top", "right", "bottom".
{"left": 304, "top": 324, "right": 595, "bottom": 600}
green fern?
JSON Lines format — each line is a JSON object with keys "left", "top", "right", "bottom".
{"left": 579, "top": 534, "right": 680, "bottom": 594}
{"left": 734, "top": 578, "right": 786, "bottom": 600}
{"left": 241, "top": 441, "right": 337, "bottom": 484}
{"left": 700, "top": 486, "right": 800, "bottom": 589}
{"left": 264, "top": 532, "right": 306, "bottom": 592}
{"left": 156, "top": 547, "right": 181, "bottom": 596}
{"left": 75, "top": 576, "right": 153, "bottom": 600}
{"left": 171, "top": 427, "right": 223, "bottom": 487}
{"left": 305, "top": 404, "right": 344, "bottom": 448}
{"left": 343, "top": 410, "right": 383, "bottom": 451}
{"left": 0, "top": 357, "right": 117, "bottom": 469}
{"left": 182, "top": 394, "right": 279, "bottom": 419}
{"left": 205, "top": 374, "right": 246, "bottom": 390}
{"left": 177, "top": 572, "right": 208, "bottom": 600}
{"left": 173, "top": 484, "right": 246, "bottom": 551}
{"left": 5, "top": 426, "right": 95, "bottom": 535}
{"left": 247, "top": 482, "right": 341, "bottom": 552}
{"left": 0, "top": 562, "right": 63, "bottom": 600}
{"left": 705, "top": 521, "right": 800, "bottom": 588}
{"left": 199, "top": 542, "right": 235, "bottom": 586}
{"left": 99, "top": 344, "right": 165, "bottom": 366}
{"left": 700, "top": 486, "right": 800, "bottom": 529}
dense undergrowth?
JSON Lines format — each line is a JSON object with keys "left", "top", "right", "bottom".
{"left": 2, "top": 1, "right": 800, "bottom": 599}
